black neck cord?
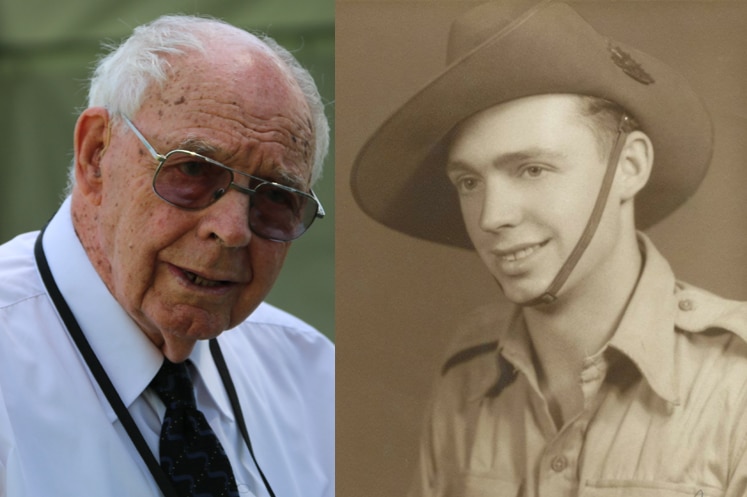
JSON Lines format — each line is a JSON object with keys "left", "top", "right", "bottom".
{"left": 521, "top": 115, "right": 630, "bottom": 307}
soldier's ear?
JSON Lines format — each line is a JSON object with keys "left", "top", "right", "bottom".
{"left": 616, "top": 130, "right": 653, "bottom": 202}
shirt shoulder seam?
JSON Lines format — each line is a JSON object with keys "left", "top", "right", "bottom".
{"left": 0, "top": 291, "right": 47, "bottom": 312}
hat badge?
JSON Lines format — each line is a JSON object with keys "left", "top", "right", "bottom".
{"left": 608, "top": 41, "right": 655, "bottom": 85}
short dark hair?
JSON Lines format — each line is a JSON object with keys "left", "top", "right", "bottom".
{"left": 575, "top": 96, "right": 641, "bottom": 159}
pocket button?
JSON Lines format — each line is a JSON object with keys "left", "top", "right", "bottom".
{"left": 551, "top": 455, "right": 568, "bottom": 473}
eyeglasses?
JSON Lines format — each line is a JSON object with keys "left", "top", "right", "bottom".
{"left": 120, "top": 115, "right": 325, "bottom": 242}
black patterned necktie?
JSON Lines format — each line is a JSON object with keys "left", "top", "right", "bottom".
{"left": 150, "top": 359, "right": 240, "bottom": 497}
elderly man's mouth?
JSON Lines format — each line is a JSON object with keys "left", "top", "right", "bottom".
{"left": 183, "top": 270, "right": 229, "bottom": 288}
{"left": 168, "top": 263, "right": 237, "bottom": 292}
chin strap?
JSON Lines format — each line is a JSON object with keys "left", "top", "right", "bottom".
{"left": 520, "top": 115, "right": 630, "bottom": 307}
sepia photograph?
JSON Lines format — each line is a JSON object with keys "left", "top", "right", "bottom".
{"left": 337, "top": 1, "right": 747, "bottom": 496}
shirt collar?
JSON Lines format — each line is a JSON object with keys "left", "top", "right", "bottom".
{"left": 607, "top": 232, "right": 680, "bottom": 405}
{"left": 43, "top": 198, "right": 235, "bottom": 421}
{"left": 188, "top": 341, "right": 235, "bottom": 421}
{"left": 467, "top": 232, "right": 680, "bottom": 404}
{"left": 43, "top": 198, "right": 164, "bottom": 420}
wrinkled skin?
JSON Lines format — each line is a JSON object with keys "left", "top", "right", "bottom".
{"left": 71, "top": 26, "right": 314, "bottom": 362}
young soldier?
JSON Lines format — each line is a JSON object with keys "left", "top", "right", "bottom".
{"left": 351, "top": 2, "right": 747, "bottom": 495}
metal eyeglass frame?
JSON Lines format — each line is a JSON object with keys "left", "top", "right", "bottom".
{"left": 120, "top": 114, "right": 325, "bottom": 240}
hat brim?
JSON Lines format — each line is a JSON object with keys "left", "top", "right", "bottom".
{"left": 350, "top": 2, "right": 713, "bottom": 249}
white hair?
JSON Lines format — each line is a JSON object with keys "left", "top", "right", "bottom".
{"left": 68, "top": 15, "right": 329, "bottom": 190}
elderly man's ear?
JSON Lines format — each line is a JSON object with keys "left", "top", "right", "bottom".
{"left": 73, "top": 107, "right": 111, "bottom": 206}
{"left": 616, "top": 130, "right": 654, "bottom": 203}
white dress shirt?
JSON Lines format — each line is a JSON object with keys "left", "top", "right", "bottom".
{"left": 0, "top": 197, "right": 334, "bottom": 497}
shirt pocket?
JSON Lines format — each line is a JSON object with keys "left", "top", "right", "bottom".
{"left": 581, "top": 480, "right": 723, "bottom": 497}
{"left": 442, "top": 472, "right": 522, "bottom": 497}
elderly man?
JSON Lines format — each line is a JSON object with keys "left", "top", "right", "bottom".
{"left": 0, "top": 15, "right": 333, "bottom": 497}
{"left": 352, "top": 1, "right": 747, "bottom": 496}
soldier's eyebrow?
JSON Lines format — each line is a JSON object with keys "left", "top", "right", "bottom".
{"left": 447, "top": 147, "right": 568, "bottom": 174}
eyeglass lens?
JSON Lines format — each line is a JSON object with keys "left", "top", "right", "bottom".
{"left": 153, "top": 151, "right": 318, "bottom": 241}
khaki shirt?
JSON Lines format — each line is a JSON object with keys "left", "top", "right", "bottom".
{"left": 410, "top": 235, "right": 747, "bottom": 497}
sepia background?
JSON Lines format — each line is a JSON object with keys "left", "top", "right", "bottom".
{"left": 0, "top": 0, "right": 335, "bottom": 339}
{"left": 336, "top": 1, "right": 747, "bottom": 496}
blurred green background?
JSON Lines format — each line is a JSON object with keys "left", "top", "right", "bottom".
{"left": 0, "top": 0, "right": 335, "bottom": 340}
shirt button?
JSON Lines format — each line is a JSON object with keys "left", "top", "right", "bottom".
{"left": 678, "top": 299, "right": 694, "bottom": 311}
{"left": 551, "top": 455, "right": 568, "bottom": 473}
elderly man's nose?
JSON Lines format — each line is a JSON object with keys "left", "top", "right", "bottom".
{"left": 198, "top": 190, "right": 253, "bottom": 247}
